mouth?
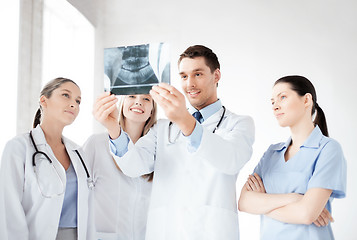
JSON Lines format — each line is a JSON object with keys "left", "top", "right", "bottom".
{"left": 187, "top": 90, "right": 201, "bottom": 98}
{"left": 275, "top": 113, "right": 284, "bottom": 118}
{"left": 130, "top": 107, "right": 144, "bottom": 114}
{"left": 65, "top": 110, "right": 75, "bottom": 116}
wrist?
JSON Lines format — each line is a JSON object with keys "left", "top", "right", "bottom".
{"left": 177, "top": 114, "right": 196, "bottom": 136}
{"left": 108, "top": 125, "right": 121, "bottom": 139}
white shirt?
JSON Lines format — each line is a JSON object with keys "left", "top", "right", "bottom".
{"left": 0, "top": 125, "right": 94, "bottom": 240}
{"left": 83, "top": 133, "right": 152, "bottom": 240}
{"left": 112, "top": 107, "right": 255, "bottom": 240}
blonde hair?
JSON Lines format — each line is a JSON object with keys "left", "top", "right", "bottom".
{"left": 115, "top": 95, "right": 157, "bottom": 181}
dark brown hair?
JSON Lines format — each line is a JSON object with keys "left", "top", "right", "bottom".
{"left": 178, "top": 45, "right": 220, "bottom": 73}
{"left": 274, "top": 75, "right": 329, "bottom": 137}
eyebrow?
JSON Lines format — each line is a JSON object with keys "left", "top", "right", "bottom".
{"left": 179, "top": 68, "right": 205, "bottom": 75}
{"left": 61, "top": 89, "right": 81, "bottom": 99}
{"left": 270, "top": 92, "right": 285, "bottom": 101}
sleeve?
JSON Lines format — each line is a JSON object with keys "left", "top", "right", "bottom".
{"left": 184, "top": 121, "right": 203, "bottom": 153}
{"left": 109, "top": 129, "right": 130, "bottom": 157}
{"left": 253, "top": 150, "right": 268, "bottom": 177}
{"left": 0, "top": 137, "right": 29, "bottom": 239}
{"left": 307, "top": 139, "right": 347, "bottom": 199}
{"left": 111, "top": 123, "right": 157, "bottom": 178}
{"left": 193, "top": 115, "right": 255, "bottom": 175}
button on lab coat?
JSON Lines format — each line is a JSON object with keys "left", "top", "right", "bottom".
{"left": 113, "top": 107, "right": 255, "bottom": 240}
{"left": 0, "top": 125, "right": 94, "bottom": 240}
{"left": 83, "top": 133, "right": 152, "bottom": 240}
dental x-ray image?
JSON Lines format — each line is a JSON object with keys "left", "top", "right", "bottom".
{"left": 104, "top": 42, "right": 170, "bottom": 95}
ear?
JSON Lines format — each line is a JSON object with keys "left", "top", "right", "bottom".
{"left": 214, "top": 68, "right": 221, "bottom": 85}
{"left": 39, "top": 95, "right": 47, "bottom": 108}
{"left": 304, "top": 93, "right": 313, "bottom": 108}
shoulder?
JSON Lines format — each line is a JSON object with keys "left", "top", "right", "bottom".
{"left": 3, "top": 133, "right": 29, "bottom": 151}
{"left": 1, "top": 133, "right": 29, "bottom": 165}
{"left": 85, "top": 133, "right": 109, "bottom": 145}
{"left": 319, "top": 136, "right": 344, "bottom": 154}
{"left": 225, "top": 109, "right": 254, "bottom": 124}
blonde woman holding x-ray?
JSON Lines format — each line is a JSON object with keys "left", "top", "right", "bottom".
{"left": 83, "top": 92, "right": 157, "bottom": 240}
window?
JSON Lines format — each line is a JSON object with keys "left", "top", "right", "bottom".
{"left": 42, "top": 0, "right": 95, "bottom": 145}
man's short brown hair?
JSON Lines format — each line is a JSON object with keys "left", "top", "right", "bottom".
{"left": 178, "top": 45, "right": 220, "bottom": 73}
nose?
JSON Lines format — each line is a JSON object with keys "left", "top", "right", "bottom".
{"left": 272, "top": 102, "right": 280, "bottom": 111}
{"left": 135, "top": 100, "right": 142, "bottom": 106}
{"left": 187, "top": 75, "right": 196, "bottom": 88}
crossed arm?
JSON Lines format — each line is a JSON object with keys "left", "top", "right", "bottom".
{"left": 238, "top": 173, "right": 333, "bottom": 227}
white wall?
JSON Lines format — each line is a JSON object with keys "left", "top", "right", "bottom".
{"left": 96, "top": 0, "right": 357, "bottom": 239}
{"left": 1, "top": 0, "right": 356, "bottom": 239}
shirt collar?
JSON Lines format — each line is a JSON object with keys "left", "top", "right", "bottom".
{"left": 188, "top": 99, "right": 222, "bottom": 122}
{"left": 271, "top": 125, "right": 323, "bottom": 151}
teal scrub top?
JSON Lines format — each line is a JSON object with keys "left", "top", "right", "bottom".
{"left": 254, "top": 126, "right": 346, "bottom": 240}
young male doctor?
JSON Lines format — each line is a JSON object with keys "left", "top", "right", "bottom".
{"left": 96, "top": 45, "right": 255, "bottom": 240}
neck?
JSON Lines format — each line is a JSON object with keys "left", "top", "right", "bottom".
{"left": 39, "top": 120, "right": 64, "bottom": 146}
{"left": 124, "top": 120, "right": 145, "bottom": 144}
{"left": 289, "top": 118, "right": 315, "bottom": 148}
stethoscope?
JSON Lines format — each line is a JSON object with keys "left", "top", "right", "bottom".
{"left": 30, "top": 131, "right": 94, "bottom": 198}
{"left": 167, "top": 106, "right": 226, "bottom": 144}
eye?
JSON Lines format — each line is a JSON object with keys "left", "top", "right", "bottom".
{"left": 62, "top": 93, "right": 69, "bottom": 98}
{"left": 281, "top": 95, "right": 286, "bottom": 100}
{"left": 143, "top": 97, "right": 151, "bottom": 102}
{"left": 128, "top": 95, "right": 135, "bottom": 98}
{"left": 76, "top": 99, "right": 81, "bottom": 105}
{"left": 195, "top": 73, "right": 202, "bottom": 77}
{"left": 271, "top": 101, "right": 275, "bottom": 105}
{"left": 181, "top": 75, "right": 187, "bottom": 80}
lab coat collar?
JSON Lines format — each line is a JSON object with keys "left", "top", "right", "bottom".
{"left": 31, "top": 125, "right": 80, "bottom": 151}
{"left": 271, "top": 126, "right": 323, "bottom": 151}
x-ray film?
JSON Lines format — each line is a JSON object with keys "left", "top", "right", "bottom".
{"left": 104, "top": 42, "right": 170, "bottom": 95}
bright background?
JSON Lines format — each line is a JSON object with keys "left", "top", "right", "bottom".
{"left": 1, "top": 0, "right": 356, "bottom": 239}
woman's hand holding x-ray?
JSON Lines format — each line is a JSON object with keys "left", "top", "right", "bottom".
{"left": 150, "top": 83, "right": 196, "bottom": 136}
{"left": 93, "top": 92, "right": 120, "bottom": 139}
{"left": 245, "top": 173, "right": 333, "bottom": 227}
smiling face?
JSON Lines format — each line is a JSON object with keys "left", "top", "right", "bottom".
{"left": 179, "top": 56, "right": 220, "bottom": 110}
{"left": 122, "top": 94, "right": 153, "bottom": 124}
{"left": 40, "top": 81, "right": 81, "bottom": 126}
{"left": 271, "top": 82, "right": 312, "bottom": 128}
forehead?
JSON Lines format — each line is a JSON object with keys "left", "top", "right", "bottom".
{"left": 179, "top": 56, "right": 210, "bottom": 73}
{"left": 272, "top": 82, "right": 292, "bottom": 97}
{"left": 57, "top": 82, "right": 81, "bottom": 96}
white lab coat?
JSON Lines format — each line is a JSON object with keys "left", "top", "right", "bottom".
{"left": 113, "top": 107, "right": 255, "bottom": 240}
{"left": 83, "top": 133, "right": 152, "bottom": 240}
{"left": 0, "top": 125, "right": 94, "bottom": 240}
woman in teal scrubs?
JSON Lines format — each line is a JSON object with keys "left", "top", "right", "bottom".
{"left": 238, "top": 75, "right": 346, "bottom": 240}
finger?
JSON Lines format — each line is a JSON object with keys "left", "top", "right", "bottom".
{"left": 93, "top": 98, "right": 118, "bottom": 120}
{"left": 248, "top": 175, "right": 260, "bottom": 190}
{"left": 323, "top": 208, "right": 334, "bottom": 223}
{"left": 158, "top": 82, "right": 181, "bottom": 96}
{"left": 313, "top": 220, "right": 321, "bottom": 227}
{"left": 245, "top": 182, "right": 253, "bottom": 191}
{"left": 150, "top": 89, "right": 170, "bottom": 109}
{"left": 253, "top": 173, "right": 264, "bottom": 189}
{"left": 94, "top": 93, "right": 117, "bottom": 111}
{"left": 93, "top": 97, "right": 118, "bottom": 116}
{"left": 247, "top": 177, "right": 257, "bottom": 191}
{"left": 151, "top": 85, "right": 177, "bottom": 104}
